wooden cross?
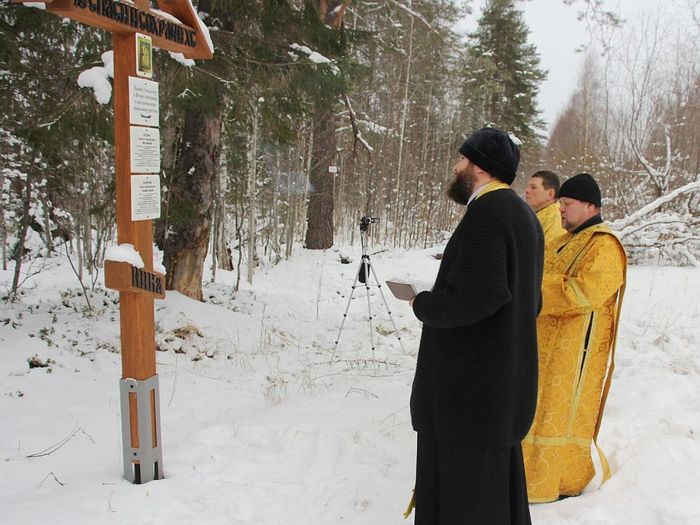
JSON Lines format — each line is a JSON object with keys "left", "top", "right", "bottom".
{"left": 16, "top": 0, "right": 213, "bottom": 483}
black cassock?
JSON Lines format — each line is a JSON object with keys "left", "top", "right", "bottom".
{"left": 414, "top": 434, "right": 532, "bottom": 525}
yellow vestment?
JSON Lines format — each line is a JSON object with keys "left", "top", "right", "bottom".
{"left": 536, "top": 201, "right": 566, "bottom": 248}
{"left": 523, "top": 223, "right": 627, "bottom": 503}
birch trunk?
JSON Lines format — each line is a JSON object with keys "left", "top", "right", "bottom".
{"left": 10, "top": 169, "right": 32, "bottom": 299}
{"left": 247, "top": 103, "right": 259, "bottom": 285}
{"left": 393, "top": 8, "right": 415, "bottom": 246}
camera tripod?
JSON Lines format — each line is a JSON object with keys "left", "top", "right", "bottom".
{"left": 332, "top": 218, "right": 406, "bottom": 361}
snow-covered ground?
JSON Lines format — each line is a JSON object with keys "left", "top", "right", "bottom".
{"left": 1, "top": 246, "right": 699, "bottom": 524}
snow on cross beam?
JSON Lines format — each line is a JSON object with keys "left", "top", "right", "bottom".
{"left": 14, "top": 0, "right": 214, "bottom": 59}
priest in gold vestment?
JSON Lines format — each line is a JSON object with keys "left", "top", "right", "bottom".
{"left": 524, "top": 170, "right": 566, "bottom": 248}
{"left": 523, "top": 173, "right": 627, "bottom": 503}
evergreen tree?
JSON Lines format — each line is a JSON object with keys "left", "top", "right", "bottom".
{"left": 303, "top": 0, "right": 352, "bottom": 250}
{"left": 0, "top": 3, "right": 112, "bottom": 286}
{"left": 460, "top": 0, "right": 546, "bottom": 147}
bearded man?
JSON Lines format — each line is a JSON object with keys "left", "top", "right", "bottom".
{"left": 524, "top": 170, "right": 566, "bottom": 247}
{"left": 406, "top": 127, "right": 543, "bottom": 525}
{"left": 523, "top": 173, "right": 627, "bottom": 503}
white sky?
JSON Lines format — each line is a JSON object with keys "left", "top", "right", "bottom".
{"left": 455, "top": 0, "right": 678, "bottom": 132}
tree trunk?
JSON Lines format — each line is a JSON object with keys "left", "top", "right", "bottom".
{"left": 393, "top": 10, "right": 414, "bottom": 247}
{"left": 247, "top": 103, "right": 258, "bottom": 284}
{"left": 162, "top": 108, "right": 222, "bottom": 301}
{"left": 10, "top": 169, "right": 32, "bottom": 299}
{"left": 304, "top": 0, "right": 350, "bottom": 250}
{"left": 305, "top": 108, "right": 336, "bottom": 249}
{"left": 0, "top": 169, "right": 7, "bottom": 271}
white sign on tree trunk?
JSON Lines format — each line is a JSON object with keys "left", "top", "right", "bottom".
{"left": 130, "top": 174, "right": 161, "bottom": 221}
{"left": 130, "top": 126, "right": 161, "bottom": 173}
{"left": 129, "top": 77, "right": 159, "bottom": 127}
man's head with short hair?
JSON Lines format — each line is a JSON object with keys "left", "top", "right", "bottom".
{"left": 558, "top": 173, "right": 602, "bottom": 232}
{"left": 524, "top": 170, "right": 560, "bottom": 212}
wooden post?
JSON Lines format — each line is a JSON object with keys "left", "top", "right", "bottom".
{"left": 113, "top": 33, "right": 157, "bottom": 382}
{"left": 113, "top": 32, "right": 161, "bottom": 483}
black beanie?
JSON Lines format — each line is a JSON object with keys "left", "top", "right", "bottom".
{"left": 559, "top": 173, "right": 602, "bottom": 207}
{"left": 458, "top": 127, "right": 520, "bottom": 184}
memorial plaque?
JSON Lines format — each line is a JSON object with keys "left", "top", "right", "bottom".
{"left": 130, "top": 126, "right": 161, "bottom": 173}
{"left": 130, "top": 174, "right": 161, "bottom": 221}
{"left": 129, "top": 77, "right": 159, "bottom": 127}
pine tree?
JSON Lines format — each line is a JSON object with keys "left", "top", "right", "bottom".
{"left": 460, "top": 0, "right": 546, "bottom": 147}
{"left": 303, "top": 1, "right": 352, "bottom": 250}
{"left": 0, "top": 3, "right": 112, "bottom": 288}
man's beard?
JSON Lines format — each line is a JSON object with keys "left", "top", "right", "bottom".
{"left": 561, "top": 217, "right": 574, "bottom": 233}
{"left": 447, "top": 173, "right": 474, "bottom": 205}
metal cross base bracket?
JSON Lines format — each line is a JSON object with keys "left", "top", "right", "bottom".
{"left": 119, "top": 375, "right": 164, "bottom": 484}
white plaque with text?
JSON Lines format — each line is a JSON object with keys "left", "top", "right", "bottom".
{"left": 130, "top": 126, "right": 161, "bottom": 173}
{"left": 130, "top": 175, "right": 161, "bottom": 221}
{"left": 129, "top": 77, "right": 159, "bottom": 127}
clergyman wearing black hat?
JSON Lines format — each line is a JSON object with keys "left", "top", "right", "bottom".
{"left": 522, "top": 174, "right": 627, "bottom": 502}
{"left": 405, "top": 127, "right": 543, "bottom": 525}
{"left": 557, "top": 172, "right": 604, "bottom": 234}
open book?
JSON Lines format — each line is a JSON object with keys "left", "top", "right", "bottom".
{"left": 385, "top": 278, "right": 433, "bottom": 301}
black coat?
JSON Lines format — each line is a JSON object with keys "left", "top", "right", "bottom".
{"left": 411, "top": 188, "right": 544, "bottom": 446}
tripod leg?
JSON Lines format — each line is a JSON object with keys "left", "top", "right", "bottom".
{"left": 362, "top": 259, "right": 377, "bottom": 372}
{"left": 368, "top": 260, "right": 407, "bottom": 353}
{"left": 332, "top": 260, "right": 362, "bottom": 362}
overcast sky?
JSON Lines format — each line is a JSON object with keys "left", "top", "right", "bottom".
{"left": 455, "top": 0, "right": 683, "bottom": 133}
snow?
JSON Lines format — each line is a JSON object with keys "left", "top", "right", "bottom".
{"left": 77, "top": 52, "right": 114, "bottom": 105}
{"left": 153, "top": 259, "right": 166, "bottom": 275}
{"left": 193, "top": 5, "right": 215, "bottom": 55}
{"left": 289, "top": 43, "right": 331, "bottom": 65}
{"left": 289, "top": 43, "right": 340, "bottom": 75}
{"left": 168, "top": 52, "right": 195, "bottom": 67}
{"left": 1, "top": 246, "right": 699, "bottom": 524}
{"left": 103, "top": 244, "right": 165, "bottom": 274}
{"left": 104, "top": 243, "right": 145, "bottom": 268}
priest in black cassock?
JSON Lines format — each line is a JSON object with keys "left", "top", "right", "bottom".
{"left": 407, "top": 127, "right": 543, "bottom": 525}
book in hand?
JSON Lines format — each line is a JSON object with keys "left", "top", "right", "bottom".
{"left": 385, "top": 279, "right": 419, "bottom": 301}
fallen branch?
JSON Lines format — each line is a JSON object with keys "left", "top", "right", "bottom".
{"left": 26, "top": 426, "right": 95, "bottom": 458}
{"left": 36, "top": 471, "right": 65, "bottom": 488}
{"left": 611, "top": 180, "right": 700, "bottom": 237}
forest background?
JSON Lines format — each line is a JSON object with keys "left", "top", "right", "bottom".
{"left": 2, "top": 0, "right": 700, "bottom": 303}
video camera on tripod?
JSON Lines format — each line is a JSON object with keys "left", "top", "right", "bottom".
{"left": 359, "top": 216, "right": 380, "bottom": 232}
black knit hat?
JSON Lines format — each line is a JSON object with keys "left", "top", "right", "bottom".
{"left": 559, "top": 173, "right": 601, "bottom": 207}
{"left": 458, "top": 127, "right": 520, "bottom": 184}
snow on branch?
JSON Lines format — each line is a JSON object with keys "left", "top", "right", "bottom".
{"left": 289, "top": 43, "right": 340, "bottom": 75}
{"left": 611, "top": 180, "right": 700, "bottom": 238}
{"left": 630, "top": 125, "right": 672, "bottom": 194}
{"left": 77, "top": 51, "right": 114, "bottom": 105}
{"left": 387, "top": 0, "right": 441, "bottom": 35}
